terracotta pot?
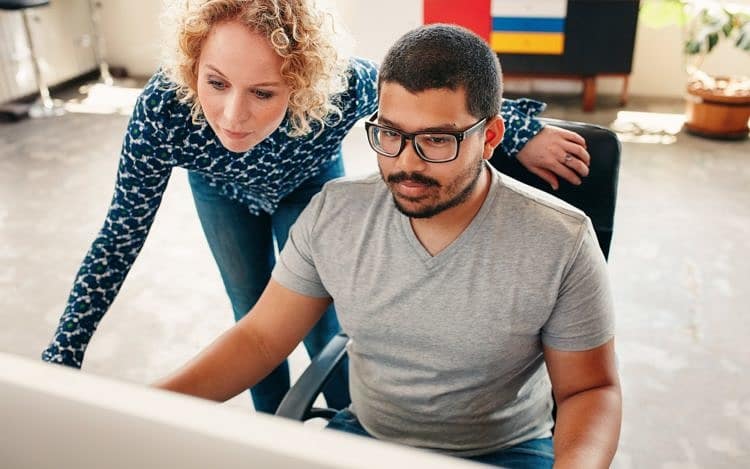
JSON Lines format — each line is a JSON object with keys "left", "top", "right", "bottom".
{"left": 684, "top": 77, "right": 750, "bottom": 139}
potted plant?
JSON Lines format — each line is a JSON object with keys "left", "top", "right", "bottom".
{"left": 641, "top": 0, "right": 750, "bottom": 138}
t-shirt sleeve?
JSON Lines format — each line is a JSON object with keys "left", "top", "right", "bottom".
{"left": 541, "top": 218, "right": 615, "bottom": 351}
{"left": 271, "top": 190, "right": 330, "bottom": 298}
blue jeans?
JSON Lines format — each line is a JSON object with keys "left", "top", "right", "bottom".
{"left": 188, "top": 158, "right": 349, "bottom": 414}
{"left": 326, "top": 409, "right": 554, "bottom": 468}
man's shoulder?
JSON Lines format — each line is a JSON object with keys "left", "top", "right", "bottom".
{"left": 485, "top": 168, "right": 596, "bottom": 271}
{"left": 491, "top": 168, "right": 589, "bottom": 234}
{"left": 302, "top": 173, "right": 386, "bottom": 234}
{"left": 321, "top": 172, "right": 384, "bottom": 198}
{"left": 308, "top": 173, "right": 388, "bottom": 219}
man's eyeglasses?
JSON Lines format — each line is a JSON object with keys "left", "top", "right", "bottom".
{"left": 364, "top": 113, "right": 487, "bottom": 163}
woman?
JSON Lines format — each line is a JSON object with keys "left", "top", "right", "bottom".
{"left": 42, "top": 0, "right": 590, "bottom": 414}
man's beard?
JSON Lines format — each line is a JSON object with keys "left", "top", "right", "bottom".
{"left": 382, "top": 158, "right": 485, "bottom": 219}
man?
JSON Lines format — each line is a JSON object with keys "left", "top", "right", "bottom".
{"left": 157, "top": 24, "right": 621, "bottom": 468}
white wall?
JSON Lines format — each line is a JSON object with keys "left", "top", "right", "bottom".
{"left": 329, "top": 0, "right": 422, "bottom": 65}
{"left": 98, "top": 0, "right": 162, "bottom": 77}
{"left": 599, "top": 16, "right": 750, "bottom": 98}
{"left": 99, "top": 0, "right": 750, "bottom": 99}
{"left": 330, "top": 0, "right": 750, "bottom": 99}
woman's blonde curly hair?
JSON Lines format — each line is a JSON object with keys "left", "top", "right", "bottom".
{"left": 162, "top": 0, "right": 348, "bottom": 137}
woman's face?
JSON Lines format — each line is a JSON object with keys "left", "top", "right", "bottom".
{"left": 196, "top": 20, "right": 292, "bottom": 153}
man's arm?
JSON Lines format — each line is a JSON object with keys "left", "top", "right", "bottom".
{"left": 544, "top": 339, "right": 622, "bottom": 469}
{"left": 155, "top": 279, "right": 331, "bottom": 402}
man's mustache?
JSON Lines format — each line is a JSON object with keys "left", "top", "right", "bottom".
{"left": 386, "top": 172, "right": 441, "bottom": 187}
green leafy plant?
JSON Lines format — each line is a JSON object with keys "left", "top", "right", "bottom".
{"left": 641, "top": 0, "right": 750, "bottom": 97}
{"left": 641, "top": 1, "right": 750, "bottom": 69}
{"left": 683, "top": 2, "right": 750, "bottom": 68}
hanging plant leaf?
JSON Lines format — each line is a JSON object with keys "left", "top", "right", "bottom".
{"left": 734, "top": 17, "right": 750, "bottom": 52}
{"left": 692, "top": 22, "right": 721, "bottom": 54}
{"left": 721, "top": 18, "right": 734, "bottom": 37}
{"left": 736, "top": 30, "right": 750, "bottom": 51}
{"left": 707, "top": 31, "right": 720, "bottom": 52}
{"left": 685, "top": 39, "right": 702, "bottom": 54}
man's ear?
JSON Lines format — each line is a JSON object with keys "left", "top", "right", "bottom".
{"left": 482, "top": 115, "right": 505, "bottom": 159}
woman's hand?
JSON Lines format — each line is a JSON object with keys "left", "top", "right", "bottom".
{"left": 516, "top": 125, "right": 591, "bottom": 190}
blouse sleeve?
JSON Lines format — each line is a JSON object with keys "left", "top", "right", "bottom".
{"left": 42, "top": 75, "right": 173, "bottom": 368}
{"left": 338, "top": 57, "right": 379, "bottom": 123}
{"left": 499, "top": 97, "right": 547, "bottom": 159}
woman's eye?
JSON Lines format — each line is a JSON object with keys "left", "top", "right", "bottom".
{"left": 254, "top": 89, "right": 274, "bottom": 100}
{"left": 208, "top": 79, "right": 225, "bottom": 91}
{"left": 381, "top": 129, "right": 400, "bottom": 139}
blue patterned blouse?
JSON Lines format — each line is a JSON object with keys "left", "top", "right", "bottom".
{"left": 42, "top": 57, "right": 546, "bottom": 367}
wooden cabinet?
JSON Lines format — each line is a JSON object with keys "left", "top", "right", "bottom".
{"left": 499, "top": 0, "right": 640, "bottom": 111}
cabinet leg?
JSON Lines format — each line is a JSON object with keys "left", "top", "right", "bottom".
{"left": 582, "top": 76, "right": 596, "bottom": 112}
{"left": 620, "top": 75, "right": 630, "bottom": 106}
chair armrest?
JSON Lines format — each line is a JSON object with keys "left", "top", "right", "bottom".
{"left": 275, "top": 333, "right": 350, "bottom": 421}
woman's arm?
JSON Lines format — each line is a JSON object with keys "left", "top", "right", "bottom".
{"left": 42, "top": 76, "right": 173, "bottom": 368}
{"left": 500, "top": 98, "right": 591, "bottom": 190}
{"left": 344, "top": 57, "right": 379, "bottom": 122}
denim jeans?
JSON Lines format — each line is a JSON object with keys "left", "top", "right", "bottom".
{"left": 188, "top": 158, "right": 349, "bottom": 414}
{"left": 326, "top": 409, "right": 554, "bottom": 468}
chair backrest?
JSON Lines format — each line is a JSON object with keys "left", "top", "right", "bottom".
{"left": 0, "top": 0, "right": 50, "bottom": 10}
{"left": 489, "top": 117, "right": 621, "bottom": 260}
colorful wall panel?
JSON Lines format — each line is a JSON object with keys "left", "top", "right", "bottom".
{"left": 422, "top": 0, "right": 491, "bottom": 40}
{"left": 490, "top": 0, "right": 568, "bottom": 54}
{"left": 423, "top": 1, "right": 569, "bottom": 55}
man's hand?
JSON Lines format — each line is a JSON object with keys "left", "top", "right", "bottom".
{"left": 516, "top": 125, "right": 591, "bottom": 190}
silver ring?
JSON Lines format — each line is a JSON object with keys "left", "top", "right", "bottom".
{"left": 564, "top": 154, "right": 573, "bottom": 164}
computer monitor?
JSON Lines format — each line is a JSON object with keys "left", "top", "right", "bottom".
{"left": 0, "top": 352, "right": 480, "bottom": 468}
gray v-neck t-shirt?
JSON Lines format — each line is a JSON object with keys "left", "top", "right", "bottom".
{"left": 272, "top": 164, "right": 614, "bottom": 456}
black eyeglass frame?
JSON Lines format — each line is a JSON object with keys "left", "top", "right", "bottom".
{"left": 364, "top": 112, "right": 488, "bottom": 163}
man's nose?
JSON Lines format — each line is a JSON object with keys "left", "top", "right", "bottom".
{"left": 394, "top": 138, "right": 428, "bottom": 173}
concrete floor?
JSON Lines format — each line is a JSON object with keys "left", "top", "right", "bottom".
{"left": 1, "top": 86, "right": 748, "bottom": 468}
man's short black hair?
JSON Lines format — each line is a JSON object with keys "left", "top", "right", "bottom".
{"left": 378, "top": 24, "right": 503, "bottom": 119}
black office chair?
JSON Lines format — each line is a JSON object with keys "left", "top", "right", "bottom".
{"left": 0, "top": 0, "right": 65, "bottom": 119}
{"left": 275, "top": 117, "right": 621, "bottom": 421}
